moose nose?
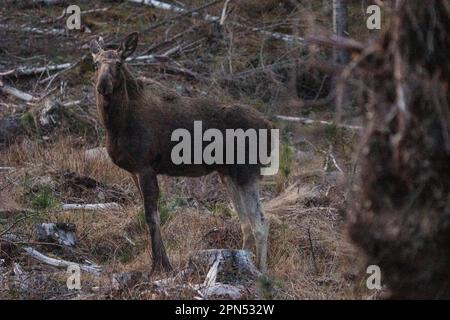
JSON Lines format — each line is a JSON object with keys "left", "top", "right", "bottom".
{"left": 97, "top": 80, "right": 113, "bottom": 96}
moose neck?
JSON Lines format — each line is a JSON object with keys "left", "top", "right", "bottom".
{"left": 96, "top": 66, "right": 141, "bottom": 134}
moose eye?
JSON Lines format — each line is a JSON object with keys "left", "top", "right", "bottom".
{"left": 117, "top": 61, "right": 122, "bottom": 68}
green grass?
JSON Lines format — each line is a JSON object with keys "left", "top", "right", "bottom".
{"left": 29, "top": 186, "right": 58, "bottom": 211}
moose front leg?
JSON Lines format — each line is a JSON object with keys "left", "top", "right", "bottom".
{"left": 137, "top": 168, "right": 172, "bottom": 273}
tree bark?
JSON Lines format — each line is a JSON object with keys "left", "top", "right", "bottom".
{"left": 332, "top": 0, "right": 350, "bottom": 66}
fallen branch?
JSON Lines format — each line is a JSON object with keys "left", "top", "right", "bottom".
{"left": 22, "top": 246, "right": 102, "bottom": 275}
{"left": 219, "top": 0, "right": 232, "bottom": 26}
{"left": 0, "top": 24, "right": 66, "bottom": 36}
{"left": 32, "top": 0, "right": 62, "bottom": 4}
{"left": 0, "top": 81, "right": 36, "bottom": 102}
{"left": 0, "top": 62, "right": 73, "bottom": 78}
{"left": 131, "top": 0, "right": 305, "bottom": 44}
{"left": 61, "top": 203, "right": 121, "bottom": 211}
{"left": 274, "top": 115, "right": 362, "bottom": 131}
{"left": 135, "top": 0, "right": 222, "bottom": 33}
{"left": 306, "top": 34, "right": 366, "bottom": 54}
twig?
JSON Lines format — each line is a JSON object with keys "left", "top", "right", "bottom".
{"left": 328, "top": 150, "right": 344, "bottom": 173}
{"left": 219, "top": 0, "right": 232, "bottom": 26}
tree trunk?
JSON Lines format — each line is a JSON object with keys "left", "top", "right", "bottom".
{"left": 332, "top": 0, "right": 350, "bottom": 65}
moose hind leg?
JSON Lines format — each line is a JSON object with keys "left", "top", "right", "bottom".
{"left": 222, "top": 175, "right": 255, "bottom": 251}
{"left": 137, "top": 169, "right": 172, "bottom": 273}
{"left": 238, "top": 179, "right": 269, "bottom": 272}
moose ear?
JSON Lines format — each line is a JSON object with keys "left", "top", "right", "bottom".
{"left": 90, "top": 40, "right": 103, "bottom": 56}
{"left": 118, "top": 32, "right": 139, "bottom": 60}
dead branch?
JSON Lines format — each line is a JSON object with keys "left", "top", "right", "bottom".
{"left": 0, "top": 62, "right": 73, "bottom": 78}
{"left": 0, "top": 24, "right": 65, "bottom": 36}
{"left": 274, "top": 115, "right": 362, "bottom": 131}
{"left": 306, "top": 34, "right": 366, "bottom": 53}
{"left": 0, "top": 80, "right": 36, "bottom": 102}
{"left": 31, "top": 0, "right": 62, "bottom": 4}
{"left": 61, "top": 203, "right": 121, "bottom": 211}
{"left": 131, "top": 0, "right": 305, "bottom": 44}
{"left": 22, "top": 247, "right": 102, "bottom": 275}
{"left": 132, "top": 0, "right": 222, "bottom": 32}
{"left": 219, "top": 0, "right": 232, "bottom": 26}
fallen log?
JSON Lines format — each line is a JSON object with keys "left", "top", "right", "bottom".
{"left": 61, "top": 203, "right": 121, "bottom": 211}
{"left": 0, "top": 167, "right": 16, "bottom": 172}
{"left": 22, "top": 246, "right": 102, "bottom": 275}
{"left": 0, "top": 24, "right": 65, "bottom": 36}
{"left": 0, "top": 81, "right": 36, "bottom": 102}
{"left": 274, "top": 114, "right": 363, "bottom": 131}
{"left": 0, "top": 62, "right": 73, "bottom": 78}
{"left": 32, "top": 0, "right": 63, "bottom": 4}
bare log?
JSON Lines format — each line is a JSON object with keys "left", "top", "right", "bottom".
{"left": 274, "top": 115, "right": 362, "bottom": 131}
{"left": 32, "top": 0, "right": 62, "bottom": 4}
{"left": 0, "top": 24, "right": 65, "bottom": 36}
{"left": 22, "top": 247, "right": 102, "bottom": 275}
{"left": 0, "top": 81, "right": 36, "bottom": 102}
{"left": 61, "top": 203, "right": 121, "bottom": 211}
{"left": 0, "top": 62, "right": 73, "bottom": 78}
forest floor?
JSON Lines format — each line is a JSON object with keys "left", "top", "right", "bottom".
{"left": 0, "top": 0, "right": 375, "bottom": 299}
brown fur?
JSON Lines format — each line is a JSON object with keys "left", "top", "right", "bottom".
{"left": 91, "top": 33, "right": 272, "bottom": 272}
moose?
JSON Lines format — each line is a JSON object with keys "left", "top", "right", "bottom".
{"left": 90, "top": 32, "right": 274, "bottom": 273}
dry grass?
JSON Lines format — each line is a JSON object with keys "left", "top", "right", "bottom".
{"left": 1, "top": 129, "right": 370, "bottom": 299}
